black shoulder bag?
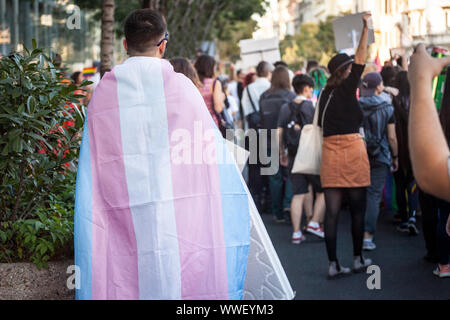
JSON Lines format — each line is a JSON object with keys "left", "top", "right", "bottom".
{"left": 245, "top": 87, "right": 261, "bottom": 129}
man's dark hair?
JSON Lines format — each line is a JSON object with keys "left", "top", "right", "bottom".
{"left": 274, "top": 61, "right": 288, "bottom": 68}
{"left": 124, "top": 9, "right": 167, "bottom": 53}
{"left": 306, "top": 60, "right": 318, "bottom": 73}
{"left": 256, "top": 61, "right": 273, "bottom": 77}
{"left": 194, "top": 55, "right": 216, "bottom": 82}
{"left": 292, "top": 74, "right": 314, "bottom": 94}
{"left": 380, "top": 66, "right": 398, "bottom": 87}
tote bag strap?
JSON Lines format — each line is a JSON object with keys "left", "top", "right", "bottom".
{"left": 320, "top": 90, "right": 334, "bottom": 129}
{"left": 312, "top": 90, "right": 323, "bottom": 126}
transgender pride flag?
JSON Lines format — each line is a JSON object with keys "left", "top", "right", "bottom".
{"left": 74, "top": 57, "right": 251, "bottom": 300}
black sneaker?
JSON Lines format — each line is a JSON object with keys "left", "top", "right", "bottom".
{"left": 408, "top": 219, "right": 419, "bottom": 236}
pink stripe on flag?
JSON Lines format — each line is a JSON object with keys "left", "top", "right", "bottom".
{"left": 162, "top": 60, "right": 229, "bottom": 299}
{"left": 88, "top": 70, "right": 139, "bottom": 299}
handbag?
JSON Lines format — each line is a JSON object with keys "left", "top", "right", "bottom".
{"left": 291, "top": 90, "right": 333, "bottom": 175}
{"left": 245, "top": 87, "right": 261, "bottom": 129}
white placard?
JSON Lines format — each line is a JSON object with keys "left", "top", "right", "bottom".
{"left": 239, "top": 37, "right": 281, "bottom": 70}
{"left": 332, "top": 12, "right": 375, "bottom": 51}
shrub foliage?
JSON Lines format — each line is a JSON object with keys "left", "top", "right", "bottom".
{"left": 0, "top": 42, "right": 87, "bottom": 268}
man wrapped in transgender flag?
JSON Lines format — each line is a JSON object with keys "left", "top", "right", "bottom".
{"left": 74, "top": 9, "right": 293, "bottom": 300}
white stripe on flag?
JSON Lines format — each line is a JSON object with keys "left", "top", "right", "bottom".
{"left": 115, "top": 57, "right": 182, "bottom": 299}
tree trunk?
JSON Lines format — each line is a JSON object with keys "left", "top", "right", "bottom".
{"left": 142, "top": 0, "right": 162, "bottom": 9}
{"left": 100, "top": 0, "right": 115, "bottom": 78}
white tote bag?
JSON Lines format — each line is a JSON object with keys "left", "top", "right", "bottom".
{"left": 291, "top": 91, "right": 333, "bottom": 175}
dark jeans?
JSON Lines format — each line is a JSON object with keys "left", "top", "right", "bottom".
{"left": 246, "top": 132, "right": 269, "bottom": 213}
{"left": 365, "top": 164, "right": 389, "bottom": 235}
{"left": 268, "top": 165, "right": 293, "bottom": 219}
{"left": 394, "top": 169, "right": 418, "bottom": 223}
{"left": 419, "top": 189, "right": 450, "bottom": 264}
{"left": 437, "top": 206, "right": 450, "bottom": 265}
{"left": 419, "top": 190, "right": 439, "bottom": 258}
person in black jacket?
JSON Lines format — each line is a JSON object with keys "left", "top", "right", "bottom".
{"left": 277, "top": 74, "right": 325, "bottom": 243}
{"left": 259, "top": 66, "right": 296, "bottom": 222}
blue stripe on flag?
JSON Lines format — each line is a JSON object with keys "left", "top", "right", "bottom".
{"left": 74, "top": 119, "right": 93, "bottom": 300}
{"left": 213, "top": 131, "right": 250, "bottom": 300}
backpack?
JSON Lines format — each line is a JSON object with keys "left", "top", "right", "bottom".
{"left": 362, "top": 108, "right": 387, "bottom": 160}
{"left": 284, "top": 101, "right": 308, "bottom": 156}
{"left": 259, "top": 90, "right": 294, "bottom": 130}
{"left": 245, "top": 86, "right": 261, "bottom": 129}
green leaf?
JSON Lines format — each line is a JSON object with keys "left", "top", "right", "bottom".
{"left": 17, "top": 104, "right": 25, "bottom": 114}
{"left": 0, "top": 231, "right": 6, "bottom": 243}
{"left": 26, "top": 96, "right": 36, "bottom": 113}
{"left": 11, "top": 55, "right": 24, "bottom": 72}
{"left": 1, "top": 144, "right": 9, "bottom": 156}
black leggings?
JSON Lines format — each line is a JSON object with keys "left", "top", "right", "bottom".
{"left": 324, "top": 187, "right": 367, "bottom": 262}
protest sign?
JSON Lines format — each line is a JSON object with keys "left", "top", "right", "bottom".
{"left": 239, "top": 37, "right": 281, "bottom": 70}
{"left": 333, "top": 12, "right": 375, "bottom": 51}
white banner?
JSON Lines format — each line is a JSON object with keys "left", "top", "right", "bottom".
{"left": 239, "top": 37, "right": 281, "bottom": 70}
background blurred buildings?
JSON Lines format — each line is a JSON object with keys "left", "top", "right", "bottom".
{"left": 0, "top": 0, "right": 100, "bottom": 69}
{"left": 1, "top": 0, "right": 449, "bottom": 68}
{"left": 254, "top": 0, "right": 450, "bottom": 63}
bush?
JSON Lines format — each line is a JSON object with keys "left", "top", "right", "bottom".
{"left": 0, "top": 173, "right": 75, "bottom": 268}
{"left": 0, "top": 42, "right": 88, "bottom": 268}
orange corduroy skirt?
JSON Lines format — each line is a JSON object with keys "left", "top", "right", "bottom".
{"left": 320, "top": 133, "right": 371, "bottom": 188}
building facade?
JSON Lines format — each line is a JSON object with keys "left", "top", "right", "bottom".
{"left": 254, "top": 0, "right": 450, "bottom": 62}
{"left": 0, "top": 0, "right": 100, "bottom": 69}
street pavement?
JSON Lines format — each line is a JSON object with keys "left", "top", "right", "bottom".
{"left": 261, "top": 208, "right": 450, "bottom": 300}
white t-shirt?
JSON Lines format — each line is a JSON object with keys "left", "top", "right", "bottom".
{"left": 226, "top": 95, "right": 239, "bottom": 120}
{"left": 228, "top": 81, "right": 239, "bottom": 105}
{"left": 241, "top": 77, "right": 271, "bottom": 117}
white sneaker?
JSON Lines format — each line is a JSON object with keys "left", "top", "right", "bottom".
{"left": 292, "top": 232, "right": 306, "bottom": 244}
{"left": 328, "top": 261, "right": 351, "bottom": 279}
{"left": 353, "top": 256, "right": 372, "bottom": 273}
{"left": 363, "top": 239, "right": 376, "bottom": 251}
{"left": 306, "top": 223, "right": 325, "bottom": 238}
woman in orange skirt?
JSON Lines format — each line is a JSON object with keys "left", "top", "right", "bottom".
{"left": 318, "top": 13, "right": 372, "bottom": 278}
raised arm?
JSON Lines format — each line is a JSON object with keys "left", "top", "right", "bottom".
{"left": 354, "top": 13, "right": 371, "bottom": 65}
{"left": 408, "top": 44, "right": 450, "bottom": 201}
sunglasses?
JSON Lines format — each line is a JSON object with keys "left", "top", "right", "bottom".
{"left": 156, "top": 32, "right": 169, "bottom": 47}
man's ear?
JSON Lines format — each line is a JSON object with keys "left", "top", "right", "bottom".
{"left": 123, "top": 39, "right": 128, "bottom": 53}
{"left": 159, "top": 41, "right": 166, "bottom": 57}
